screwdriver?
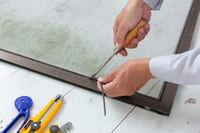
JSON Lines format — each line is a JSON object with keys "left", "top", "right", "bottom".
{"left": 91, "top": 19, "right": 146, "bottom": 78}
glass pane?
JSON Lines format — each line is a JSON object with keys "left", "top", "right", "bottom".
{"left": 0, "top": 0, "right": 193, "bottom": 99}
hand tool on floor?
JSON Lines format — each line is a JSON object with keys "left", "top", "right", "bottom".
{"left": 44, "top": 122, "right": 73, "bottom": 133}
{"left": 100, "top": 83, "right": 106, "bottom": 116}
{"left": 91, "top": 19, "right": 146, "bottom": 78}
{"left": 19, "top": 95, "right": 64, "bottom": 133}
{"left": 1, "top": 96, "right": 33, "bottom": 133}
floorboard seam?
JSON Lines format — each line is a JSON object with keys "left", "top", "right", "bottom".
{"left": 111, "top": 106, "right": 136, "bottom": 133}
{"left": 1, "top": 69, "right": 20, "bottom": 81}
{"left": 63, "top": 87, "right": 74, "bottom": 96}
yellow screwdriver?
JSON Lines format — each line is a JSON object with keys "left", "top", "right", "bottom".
{"left": 91, "top": 19, "right": 146, "bottom": 78}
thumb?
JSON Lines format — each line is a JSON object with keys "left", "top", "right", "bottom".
{"left": 116, "top": 24, "right": 129, "bottom": 48}
{"left": 98, "top": 73, "right": 115, "bottom": 84}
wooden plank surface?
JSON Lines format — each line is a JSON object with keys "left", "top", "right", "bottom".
{"left": 0, "top": 1, "right": 199, "bottom": 133}
{"left": 114, "top": 85, "right": 200, "bottom": 133}
{"left": 0, "top": 63, "right": 134, "bottom": 132}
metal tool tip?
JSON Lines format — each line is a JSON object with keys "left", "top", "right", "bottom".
{"left": 90, "top": 74, "right": 96, "bottom": 79}
{"left": 60, "top": 122, "right": 73, "bottom": 133}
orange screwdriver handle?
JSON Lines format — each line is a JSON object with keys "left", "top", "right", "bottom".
{"left": 123, "top": 19, "right": 146, "bottom": 47}
{"left": 114, "top": 19, "right": 146, "bottom": 54}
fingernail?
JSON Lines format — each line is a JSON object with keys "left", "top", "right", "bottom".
{"left": 116, "top": 42, "right": 120, "bottom": 48}
{"left": 141, "top": 28, "right": 145, "bottom": 34}
{"left": 98, "top": 77, "right": 104, "bottom": 82}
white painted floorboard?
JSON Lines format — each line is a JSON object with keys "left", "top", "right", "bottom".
{"left": 0, "top": 62, "right": 134, "bottom": 133}
{"left": 114, "top": 85, "right": 200, "bottom": 133}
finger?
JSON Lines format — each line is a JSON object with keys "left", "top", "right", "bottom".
{"left": 97, "top": 81, "right": 116, "bottom": 96}
{"left": 116, "top": 23, "right": 129, "bottom": 48}
{"left": 142, "top": 9, "right": 151, "bottom": 23}
{"left": 105, "top": 91, "right": 120, "bottom": 98}
{"left": 97, "top": 81, "right": 101, "bottom": 91}
{"left": 113, "top": 18, "right": 119, "bottom": 46}
{"left": 119, "top": 48, "right": 128, "bottom": 56}
{"left": 137, "top": 27, "right": 146, "bottom": 41}
{"left": 126, "top": 38, "right": 138, "bottom": 49}
{"left": 103, "top": 81, "right": 122, "bottom": 98}
{"left": 144, "top": 23, "right": 150, "bottom": 33}
{"left": 98, "top": 72, "right": 115, "bottom": 84}
{"left": 102, "top": 80, "right": 116, "bottom": 95}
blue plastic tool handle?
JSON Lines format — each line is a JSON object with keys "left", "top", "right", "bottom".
{"left": 1, "top": 96, "right": 32, "bottom": 133}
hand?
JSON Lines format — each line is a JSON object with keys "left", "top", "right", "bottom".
{"left": 113, "top": 0, "right": 151, "bottom": 56}
{"left": 97, "top": 58, "right": 155, "bottom": 97}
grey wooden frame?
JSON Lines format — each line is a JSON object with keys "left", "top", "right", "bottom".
{"left": 0, "top": 0, "right": 199, "bottom": 115}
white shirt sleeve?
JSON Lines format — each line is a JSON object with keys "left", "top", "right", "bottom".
{"left": 142, "top": 0, "right": 163, "bottom": 10}
{"left": 149, "top": 46, "right": 200, "bottom": 85}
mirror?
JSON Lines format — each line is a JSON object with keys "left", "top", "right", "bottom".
{"left": 0, "top": 0, "right": 193, "bottom": 99}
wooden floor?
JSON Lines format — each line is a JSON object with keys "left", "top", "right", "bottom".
{"left": 0, "top": 4, "right": 200, "bottom": 133}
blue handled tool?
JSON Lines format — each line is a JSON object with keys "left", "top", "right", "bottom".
{"left": 1, "top": 96, "right": 32, "bottom": 133}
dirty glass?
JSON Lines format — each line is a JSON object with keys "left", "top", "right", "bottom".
{"left": 0, "top": 0, "right": 193, "bottom": 99}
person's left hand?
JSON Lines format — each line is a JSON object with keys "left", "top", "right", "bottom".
{"left": 97, "top": 58, "right": 154, "bottom": 97}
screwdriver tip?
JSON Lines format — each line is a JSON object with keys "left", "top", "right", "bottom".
{"left": 89, "top": 75, "right": 96, "bottom": 80}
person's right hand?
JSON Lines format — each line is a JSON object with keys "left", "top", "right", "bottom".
{"left": 113, "top": 0, "right": 151, "bottom": 56}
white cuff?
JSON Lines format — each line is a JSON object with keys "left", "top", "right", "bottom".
{"left": 149, "top": 55, "right": 177, "bottom": 82}
{"left": 142, "top": 0, "right": 163, "bottom": 10}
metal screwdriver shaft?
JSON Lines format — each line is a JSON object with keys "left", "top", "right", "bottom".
{"left": 91, "top": 51, "right": 116, "bottom": 79}
{"left": 90, "top": 19, "right": 146, "bottom": 79}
